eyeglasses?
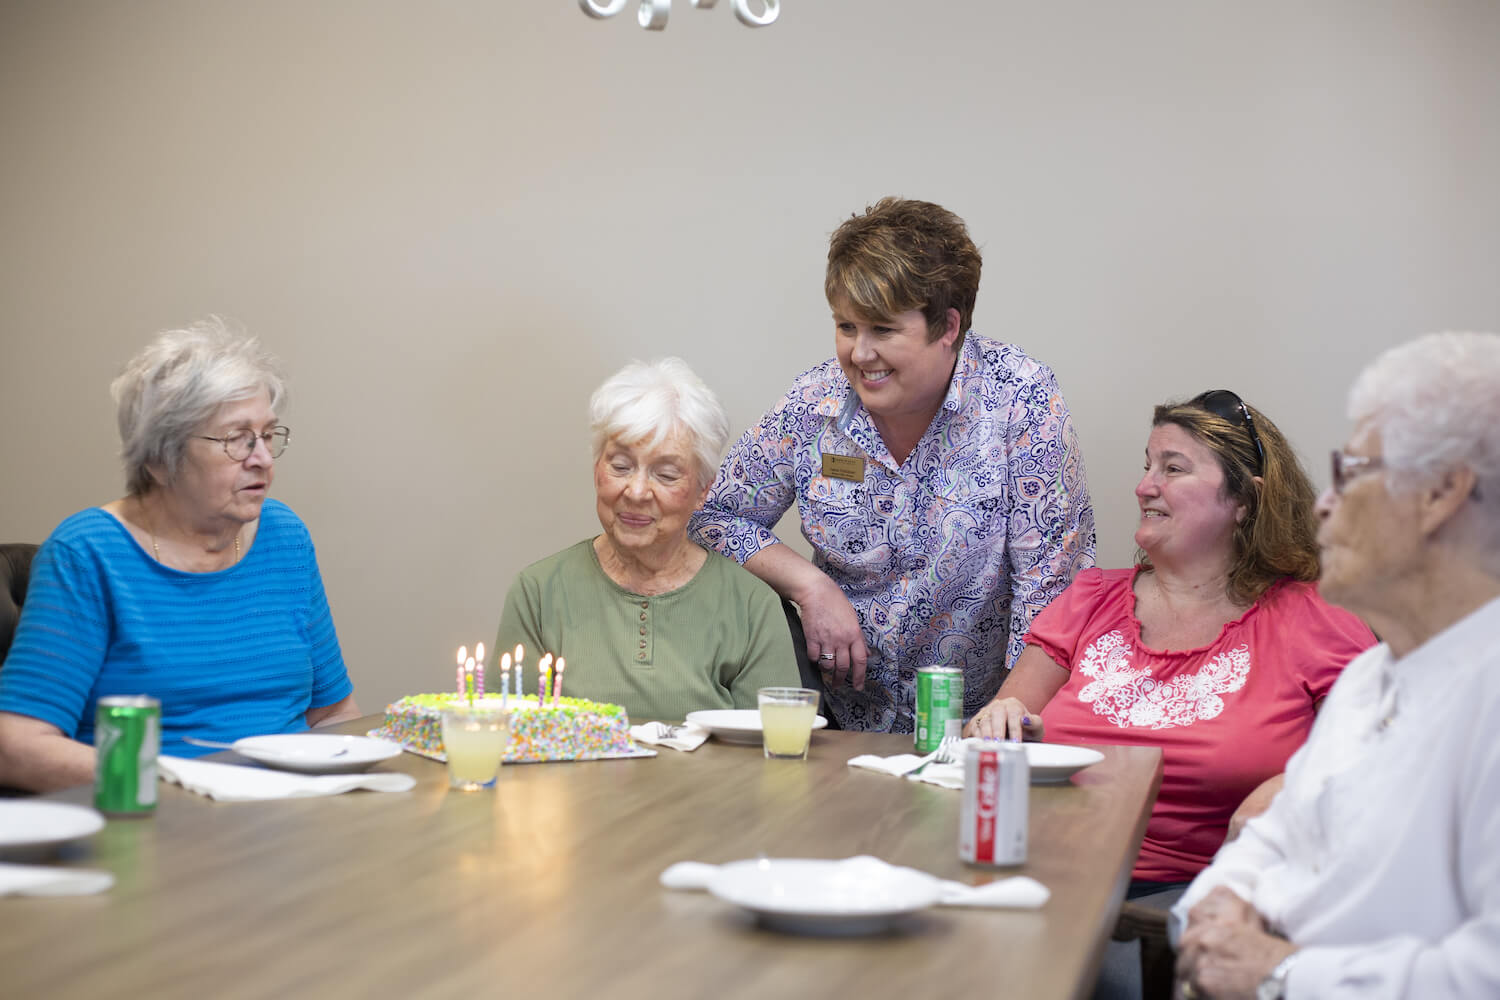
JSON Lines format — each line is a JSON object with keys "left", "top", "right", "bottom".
{"left": 1329, "top": 449, "right": 1485, "bottom": 501}
{"left": 1329, "top": 450, "right": 1383, "bottom": 494}
{"left": 1193, "top": 389, "right": 1265, "bottom": 476}
{"left": 197, "top": 426, "right": 291, "bottom": 461}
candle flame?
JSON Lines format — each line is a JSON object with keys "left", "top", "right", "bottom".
{"left": 475, "top": 641, "right": 485, "bottom": 663}
{"left": 500, "top": 652, "right": 511, "bottom": 670}
{"left": 457, "top": 645, "right": 467, "bottom": 666}
{"left": 514, "top": 644, "right": 524, "bottom": 663}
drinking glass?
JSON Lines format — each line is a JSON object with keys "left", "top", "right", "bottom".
{"left": 758, "top": 687, "right": 820, "bottom": 760}
{"left": 441, "top": 705, "right": 509, "bottom": 790}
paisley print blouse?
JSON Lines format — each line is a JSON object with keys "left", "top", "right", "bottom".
{"left": 689, "top": 334, "right": 1096, "bottom": 732}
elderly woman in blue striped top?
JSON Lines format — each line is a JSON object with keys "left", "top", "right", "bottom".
{"left": 0, "top": 318, "right": 359, "bottom": 792}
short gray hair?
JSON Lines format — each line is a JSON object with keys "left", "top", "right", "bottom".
{"left": 1348, "top": 331, "right": 1500, "bottom": 548}
{"left": 588, "top": 358, "right": 730, "bottom": 489}
{"left": 111, "top": 317, "right": 287, "bottom": 495}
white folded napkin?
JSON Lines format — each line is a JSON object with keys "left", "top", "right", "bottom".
{"left": 935, "top": 874, "right": 1050, "bottom": 908}
{"left": 629, "top": 722, "right": 710, "bottom": 752}
{"left": 659, "top": 855, "right": 1048, "bottom": 909}
{"left": 0, "top": 862, "right": 114, "bottom": 897}
{"left": 847, "top": 753, "right": 964, "bottom": 789}
{"left": 158, "top": 756, "right": 416, "bottom": 802}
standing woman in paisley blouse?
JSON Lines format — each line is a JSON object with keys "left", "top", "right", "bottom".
{"left": 689, "top": 198, "right": 1096, "bottom": 732}
{"left": 967, "top": 391, "right": 1376, "bottom": 897}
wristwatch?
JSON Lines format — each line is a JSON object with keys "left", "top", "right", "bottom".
{"left": 1256, "top": 951, "right": 1300, "bottom": 1000}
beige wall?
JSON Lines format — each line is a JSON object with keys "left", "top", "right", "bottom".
{"left": 2, "top": 1, "right": 1497, "bottom": 711}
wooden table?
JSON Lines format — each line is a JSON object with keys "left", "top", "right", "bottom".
{"left": 3, "top": 721, "right": 1160, "bottom": 1000}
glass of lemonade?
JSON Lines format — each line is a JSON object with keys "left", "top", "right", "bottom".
{"left": 758, "top": 687, "right": 820, "bottom": 760}
{"left": 441, "top": 704, "right": 510, "bottom": 790}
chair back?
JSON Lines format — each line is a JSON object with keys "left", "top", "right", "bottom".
{"left": 781, "top": 599, "right": 841, "bottom": 730}
{"left": 1, "top": 543, "right": 40, "bottom": 662}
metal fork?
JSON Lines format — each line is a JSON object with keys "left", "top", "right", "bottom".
{"left": 899, "top": 735, "right": 961, "bottom": 777}
{"left": 653, "top": 722, "right": 682, "bottom": 741}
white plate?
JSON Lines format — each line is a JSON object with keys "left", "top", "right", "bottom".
{"left": 953, "top": 739, "right": 1104, "bottom": 783}
{"left": 707, "top": 857, "right": 941, "bottom": 935}
{"left": 231, "top": 734, "right": 403, "bottom": 774}
{"left": 1022, "top": 742, "right": 1105, "bottom": 783}
{"left": 684, "top": 709, "right": 829, "bottom": 745}
{"left": 0, "top": 801, "right": 106, "bottom": 858}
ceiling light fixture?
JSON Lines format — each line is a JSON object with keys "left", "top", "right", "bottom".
{"left": 578, "top": 0, "right": 779, "bottom": 31}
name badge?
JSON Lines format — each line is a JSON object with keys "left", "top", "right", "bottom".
{"left": 821, "top": 453, "right": 865, "bottom": 482}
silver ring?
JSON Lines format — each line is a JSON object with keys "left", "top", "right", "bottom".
{"left": 818, "top": 652, "right": 836, "bottom": 661}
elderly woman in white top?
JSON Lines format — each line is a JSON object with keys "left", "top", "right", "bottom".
{"left": 1172, "top": 331, "right": 1500, "bottom": 1000}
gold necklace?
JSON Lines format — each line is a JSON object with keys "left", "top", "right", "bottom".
{"left": 145, "top": 504, "right": 240, "bottom": 566}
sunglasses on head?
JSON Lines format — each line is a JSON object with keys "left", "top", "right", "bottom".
{"left": 1192, "top": 389, "right": 1265, "bottom": 476}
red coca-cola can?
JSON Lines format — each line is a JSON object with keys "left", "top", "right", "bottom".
{"left": 958, "top": 740, "right": 1029, "bottom": 867}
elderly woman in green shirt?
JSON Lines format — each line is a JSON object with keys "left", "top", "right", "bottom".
{"left": 495, "top": 358, "right": 798, "bottom": 723}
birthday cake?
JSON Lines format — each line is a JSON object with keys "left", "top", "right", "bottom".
{"left": 374, "top": 694, "right": 634, "bottom": 763}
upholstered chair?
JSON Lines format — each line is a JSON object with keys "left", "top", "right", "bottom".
{"left": 0, "top": 543, "right": 39, "bottom": 663}
{"left": 780, "top": 599, "right": 841, "bottom": 730}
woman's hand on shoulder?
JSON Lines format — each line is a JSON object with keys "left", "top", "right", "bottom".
{"left": 964, "top": 698, "right": 1043, "bottom": 741}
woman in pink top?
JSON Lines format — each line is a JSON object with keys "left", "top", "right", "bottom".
{"left": 967, "top": 391, "right": 1375, "bottom": 892}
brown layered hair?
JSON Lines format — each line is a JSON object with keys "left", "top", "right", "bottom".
{"left": 1137, "top": 397, "right": 1320, "bottom": 605}
{"left": 825, "top": 197, "right": 982, "bottom": 346}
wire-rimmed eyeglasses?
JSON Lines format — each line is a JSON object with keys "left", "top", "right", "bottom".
{"left": 1192, "top": 389, "right": 1265, "bottom": 476}
{"left": 197, "top": 426, "right": 291, "bottom": 461}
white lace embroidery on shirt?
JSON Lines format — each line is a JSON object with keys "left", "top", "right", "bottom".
{"left": 1075, "top": 630, "right": 1251, "bottom": 729}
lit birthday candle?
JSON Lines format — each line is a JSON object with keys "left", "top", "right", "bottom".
{"left": 456, "top": 645, "right": 467, "bottom": 697}
{"left": 475, "top": 642, "right": 486, "bottom": 698}
{"left": 552, "top": 656, "right": 565, "bottom": 704}
{"left": 514, "top": 645, "right": 525, "bottom": 698}
{"left": 537, "top": 653, "right": 553, "bottom": 707}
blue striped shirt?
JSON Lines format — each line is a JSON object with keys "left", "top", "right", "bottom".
{"left": 0, "top": 499, "right": 353, "bottom": 757}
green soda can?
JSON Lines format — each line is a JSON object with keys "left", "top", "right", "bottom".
{"left": 94, "top": 695, "right": 160, "bottom": 817}
{"left": 915, "top": 666, "right": 964, "bottom": 753}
